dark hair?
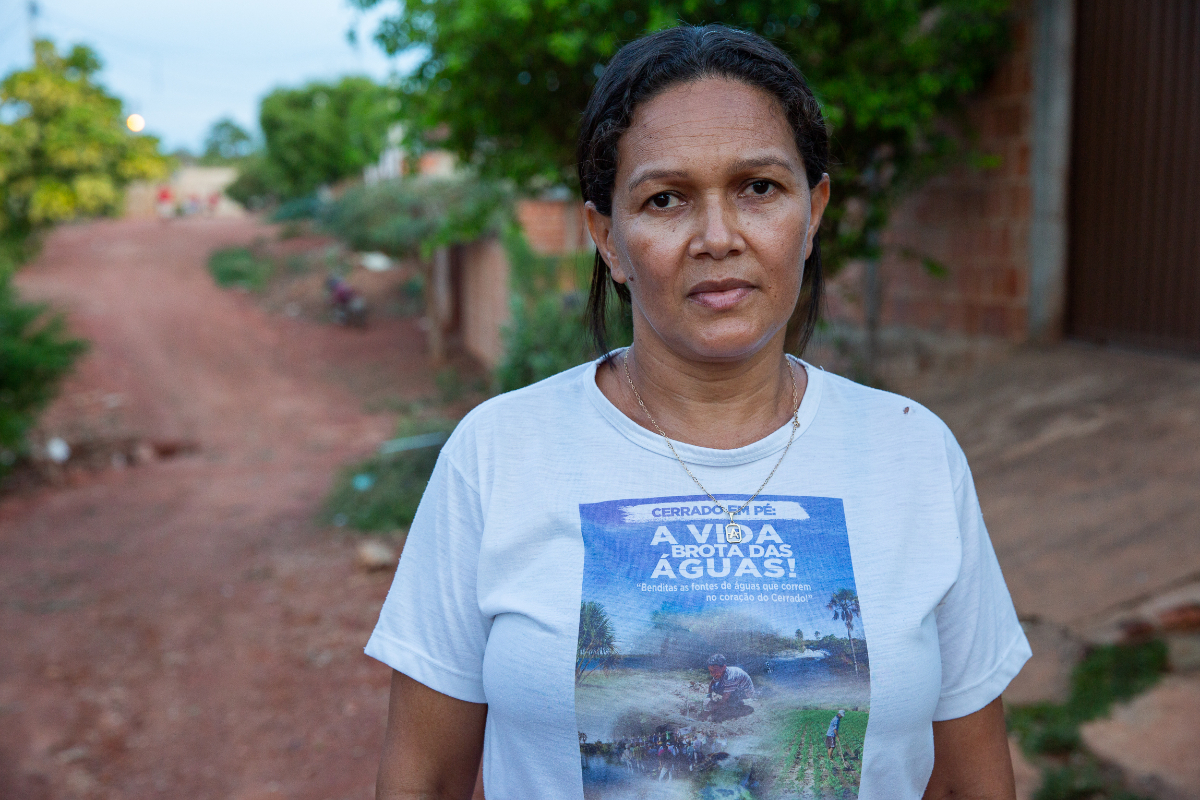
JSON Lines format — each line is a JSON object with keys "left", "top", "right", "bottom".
{"left": 577, "top": 24, "right": 829, "bottom": 360}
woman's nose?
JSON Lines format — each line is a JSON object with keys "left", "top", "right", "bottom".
{"left": 689, "top": 197, "right": 744, "bottom": 260}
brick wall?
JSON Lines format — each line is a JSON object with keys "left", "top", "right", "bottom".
{"left": 459, "top": 238, "right": 512, "bottom": 368}
{"left": 824, "top": 0, "right": 1035, "bottom": 342}
{"left": 458, "top": 199, "right": 591, "bottom": 368}
{"left": 515, "top": 200, "right": 591, "bottom": 255}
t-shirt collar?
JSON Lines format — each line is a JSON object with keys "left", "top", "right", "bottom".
{"left": 583, "top": 348, "right": 824, "bottom": 467}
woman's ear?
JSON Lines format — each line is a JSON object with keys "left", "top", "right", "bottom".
{"left": 583, "top": 201, "right": 629, "bottom": 285}
{"left": 804, "top": 174, "right": 831, "bottom": 262}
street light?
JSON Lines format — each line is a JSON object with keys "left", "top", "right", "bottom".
{"left": 126, "top": 113, "right": 145, "bottom": 133}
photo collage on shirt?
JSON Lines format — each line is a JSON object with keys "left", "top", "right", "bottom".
{"left": 576, "top": 495, "right": 871, "bottom": 800}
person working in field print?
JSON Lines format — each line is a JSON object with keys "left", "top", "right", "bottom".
{"left": 703, "top": 653, "right": 755, "bottom": 722}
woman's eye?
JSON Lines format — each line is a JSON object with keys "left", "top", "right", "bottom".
{"left": 649, "top": 193, "right": 679, "bottom": 209}
{"left": 748, "top": 180, "right": 774, "bottom": 196}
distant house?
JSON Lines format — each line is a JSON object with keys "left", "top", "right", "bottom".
{"left": 124, "top": 167, "right": 245, "bottom": 219}
{"left": 364, "top": 124, "right": 458, "bottom": 185}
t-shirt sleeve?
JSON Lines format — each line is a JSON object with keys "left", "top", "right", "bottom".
{"left": 364, "top": 450, "right": 490, "bottom": 704}
{"left": 932, "top": 438, "right": 1032, "bottom": 721}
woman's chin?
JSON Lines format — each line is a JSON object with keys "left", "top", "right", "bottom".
{"left": 668, "top": 323, "right": 783, "bottom": 363}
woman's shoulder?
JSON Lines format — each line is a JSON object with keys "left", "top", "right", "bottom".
{"left": 812, "top": 365, "right": 965, "bottom": 464}
{"left": 463, "top": 361, "right": 595, "bottom": 426}
{"left": 440, "top": 361, "right": 597, "bottom": 461}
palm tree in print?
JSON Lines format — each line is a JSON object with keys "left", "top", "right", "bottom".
{"left": 827, "top": 588, "right": 862, "bottom": 674}
{"left": 576, "top": 601, "right": 618, "bottom": 685}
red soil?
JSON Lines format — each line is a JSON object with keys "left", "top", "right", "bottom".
{"left": 1, "top": 217, "right": 438, "bottom": 800}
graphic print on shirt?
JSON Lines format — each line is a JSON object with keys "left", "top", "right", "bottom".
{"left": 576, "top": 495, "right": 870, "bottom": 799}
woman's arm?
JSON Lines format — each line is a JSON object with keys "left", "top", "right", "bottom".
{"left": 922, "top": 697, "right": 1016, "bottom": 800}
{"left": 376, "top": 670, "right": 487, "bottom": 800}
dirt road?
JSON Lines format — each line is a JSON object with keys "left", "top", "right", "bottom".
{"left": 904, "top": 346, "right": 1200, "bottom": 630}
{"left": 1, "top": 218, "right": 435, "bottom": 800}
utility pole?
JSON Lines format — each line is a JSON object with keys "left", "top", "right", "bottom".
{"left": 27, "top": 0, "right": 39, "bottom": 59}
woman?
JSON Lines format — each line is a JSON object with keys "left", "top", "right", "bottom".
{"left": 370, "top": 25, "right": 1029, "bottom": 800}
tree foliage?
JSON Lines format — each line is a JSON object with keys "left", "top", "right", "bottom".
{"left": 0, "top": 275, "right": 87, "bottom": 467}
{"left": 200, "top": 117, "right": 254, "bottom": 163}
{"left": 496, "top": 292, "right": 598, "bottom": 392}
{"left": 228, "top": 77, "right": 401, "bottom": 204}
{"left": 0, "top": 39, "right": 169, "bottom": 245}
{"left": 0, "top": 39, "right": 154, "bottom": 469}
{"left": 321, "top": 175, "right": 513, "bottom": 258}
{"left": 357, "top": 0, "right": 1010, "bottom": 268}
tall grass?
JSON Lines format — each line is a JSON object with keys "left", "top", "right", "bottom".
{"left": 321, "top": 417, "right": 457, "bottom": 534}
{"left": 207, "top": 247, "right": 274, "bottom": 292}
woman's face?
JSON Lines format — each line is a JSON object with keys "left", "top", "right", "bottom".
{"left": 586, "top": 77, "right": 830, "bottom": 362}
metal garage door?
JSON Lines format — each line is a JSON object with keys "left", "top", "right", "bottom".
{"left": 1068, "top": 0, "right": 1200, "bottom": 353}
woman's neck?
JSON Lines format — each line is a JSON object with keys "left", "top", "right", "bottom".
{"left": 596, "top": 329, "right": 806, "bottom": 450}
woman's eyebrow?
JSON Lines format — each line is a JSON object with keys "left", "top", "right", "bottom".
{"left": 627, "top": 168, "right": 688, "bottom": 192}
{"left": 627, "top": 155, "right": 799, "bottom": 192}
{"left": 727, "top": 155, "right": 799, "bottom": 175}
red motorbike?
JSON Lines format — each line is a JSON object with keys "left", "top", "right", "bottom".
{"left": 325, "top": 276, "right": 368, "bottom": 327}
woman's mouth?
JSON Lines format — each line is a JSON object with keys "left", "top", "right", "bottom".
{"left": 688, "top": 279, "right": 755, "bottom": 311}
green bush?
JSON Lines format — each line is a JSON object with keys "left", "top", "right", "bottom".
{"left": 207, "top": 247, "right": 274, "bottom": 292}
{"left": 321, "top": 176, "right": 512, "bottom": 259}
{"left": 494, "top": 287, "right": 633, "bottom": 393}
{"left": 322, "top": 417, "right": 457, "bottom": 533}
{"left": 0, "top": 273, "right": 87, "bottom": 469}
{"left": 494, "top": 294, "right": 593, "bottom": 392}
{"left": 270, "top": 195, "right": 321, "bottom": 222}
{"left": 224, "top": 153, "right": 283, "bottom": 210}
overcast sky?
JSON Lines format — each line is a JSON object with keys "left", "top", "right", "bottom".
{"left": 0, "top": 0, "right": 422, "bottom": 152}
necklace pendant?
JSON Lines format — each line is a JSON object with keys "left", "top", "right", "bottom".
{"left": 724, "top": 523, "right": 744, "bottom": 543}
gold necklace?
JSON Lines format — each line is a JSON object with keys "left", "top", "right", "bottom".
{"left": 622, "top": 348, "right": 802, "bottom": 543}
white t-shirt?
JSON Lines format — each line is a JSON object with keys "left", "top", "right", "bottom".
{"left": 366, "top": 355, "right": 1030, "bottom": 799}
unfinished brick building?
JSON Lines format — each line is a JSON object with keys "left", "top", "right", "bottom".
{"left": 825, "top": 0, "right": 1199, "bottom": 363}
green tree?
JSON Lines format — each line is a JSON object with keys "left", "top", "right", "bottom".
{"left": 321, "top": 175, "right": 513, "bottom": 258}
{"left": 256, "top": 76, "right": 400, "bottom": 199}
{"left": 0, "top": 40, "right": 155, "bottom": 471}
{"left": 358, "top": 0, "right": 1008, "bottom": 208}
{"left": 201, "top": 117, "right": 254, "bottom": 163}
{"left": 576, "top": 600, "right": 619, "bottom": 685}
{"left": 0, "top": 39, "right": 169, "bottom": 249}
{"left": 827, "top": 588, "right": 862, "bottom": 674}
